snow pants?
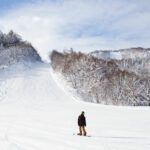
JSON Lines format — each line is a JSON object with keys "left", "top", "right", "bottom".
{"left": 79, "top": 126, "right": 86, "bottom": 136}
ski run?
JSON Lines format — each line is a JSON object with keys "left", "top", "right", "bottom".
{"left": 0, "top": 62, "right": 150, "bottom": 150}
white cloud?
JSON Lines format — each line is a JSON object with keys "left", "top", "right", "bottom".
{"left": 0, "top": 0, "right": 150, "bottom": 61}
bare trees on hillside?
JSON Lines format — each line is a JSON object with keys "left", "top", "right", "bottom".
{"left": 51, "top": 50, "right": 150, "bottom": 106}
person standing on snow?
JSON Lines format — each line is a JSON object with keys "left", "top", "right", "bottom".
{"left": 78, "top": 111, "right": 87, "bottom": 136}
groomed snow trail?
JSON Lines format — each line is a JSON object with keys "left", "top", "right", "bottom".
{"left": 0, "top": 63, "right": 150, "bottom": 150}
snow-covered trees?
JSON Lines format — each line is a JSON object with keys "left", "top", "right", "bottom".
{"left": 51, "top": 49, "right": 150, "bottom": 106}
{"left": 0, "top": 30, "right": 22, "bottom": 47}
{"left": 0, "top": 31, "right": 41, "bottom": 67}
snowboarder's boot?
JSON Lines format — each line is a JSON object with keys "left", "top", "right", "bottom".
{"left": 84, "top": 133, "right": 86, "bottom": 136}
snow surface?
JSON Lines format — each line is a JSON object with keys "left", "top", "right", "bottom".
{"left": 0, "top": 62, "right": 150, "bottom": 150}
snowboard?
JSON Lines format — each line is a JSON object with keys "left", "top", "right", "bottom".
{"left": 73, "top": 133, "right": 91, "bottom": 137}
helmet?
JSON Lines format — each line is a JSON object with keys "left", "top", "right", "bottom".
{"left": 81, "top": 111, "right": 85, "bottom": 115}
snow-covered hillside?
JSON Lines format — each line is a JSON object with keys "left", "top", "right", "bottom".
{"left": 0, "top": 31, "right": 149, "bottom": 149}
{"left": 51, "top": 50, "right": 150, "bottom": 106}
{"left": 90, "top": 47, "right": 150, "bottom": 60}
{"left": 0, "top": 62, "right": 150, "bottom": 150}
{"left": 0, "top": 31, "right": 41, "bottom": 67}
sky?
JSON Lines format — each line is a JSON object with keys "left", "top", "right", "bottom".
{"left": 0, "top": 0, "right": 150, "bottom": 61}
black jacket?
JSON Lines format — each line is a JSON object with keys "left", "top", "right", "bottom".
{"left": 78, "top": 114, "right": 86, "bottom": 126}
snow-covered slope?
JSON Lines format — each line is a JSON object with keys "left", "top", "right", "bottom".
{"left": 51, "top": 50, "right": 150, "bottom": 106}
{"left": 0, "top": 31, "right": 42, "bottom": 67}
{"left": 89, "top": 47, "right": 150, "bottom": 60}
{"left": 0, "top": 62, "right": 150, "bottom": 150}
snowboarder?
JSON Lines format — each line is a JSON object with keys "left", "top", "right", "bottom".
{"left": 78, "top": 111, "right": 87, "bottom": 136}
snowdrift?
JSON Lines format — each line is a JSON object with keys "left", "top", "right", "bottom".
{"left": 51, "top": 49, "right": 150, "bottom": 106}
